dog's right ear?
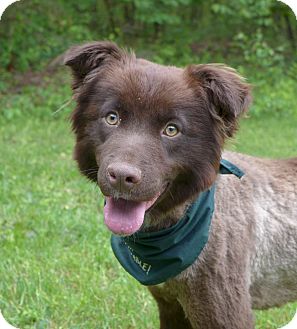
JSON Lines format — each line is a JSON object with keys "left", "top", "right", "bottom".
{"left": 64, "top": 41, "right": 124, "bottom": 88}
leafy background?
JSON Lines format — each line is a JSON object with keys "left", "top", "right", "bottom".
{"left": 0, "top": 0, "right": 296, "bottom": 328}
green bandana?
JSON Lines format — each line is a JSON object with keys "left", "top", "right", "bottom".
{"left": 111, "top": 159, "right": 244, "bottom": 286}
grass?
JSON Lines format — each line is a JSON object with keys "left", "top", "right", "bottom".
{"left": 0, "top": 70, "right": 296, "bottom": 329}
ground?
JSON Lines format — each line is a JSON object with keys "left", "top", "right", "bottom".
{"left": 0, "top": 70, "right": 296, "bottom": 329}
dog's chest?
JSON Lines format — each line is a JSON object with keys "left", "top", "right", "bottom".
{"left": 150, "top": 278, "right": 184, "bottom": 302}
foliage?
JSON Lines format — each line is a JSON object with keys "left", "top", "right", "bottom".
{"left": 0, "top": 0, "right": 96, "bottom": 71}
{"left": 0, "top": 0, "right": 296, "bottom": 72}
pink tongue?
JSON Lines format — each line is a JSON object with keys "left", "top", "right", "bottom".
{"left": 104, "top": 197, "right": 155, "bottom": 235}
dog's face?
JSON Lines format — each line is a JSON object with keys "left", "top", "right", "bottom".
{"left": 65, "top": 42, "right": 251, "bottom": 235}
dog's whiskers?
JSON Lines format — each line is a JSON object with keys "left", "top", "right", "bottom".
{"left": 168, "top": 189, "right": 175, "bottom": 201}
{"left": 80, "top": 168, "right": 99, "bottom": 174}
{"left": 52, "top": 97, "right": 73, "bottom": 115}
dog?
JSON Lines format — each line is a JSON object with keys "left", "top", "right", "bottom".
{"left": 64, "top": 41, "right": 297, "bottom": 329}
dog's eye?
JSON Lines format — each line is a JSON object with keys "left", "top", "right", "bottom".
{"left": 163, "top": 124, "right": 179, "bottom": 137}
{"left": 105, "top": 112, "right": 119, "bottom": 126}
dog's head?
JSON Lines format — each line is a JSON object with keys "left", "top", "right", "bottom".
{"left": 65, "top": 41, "right": 251, "bottom": 235}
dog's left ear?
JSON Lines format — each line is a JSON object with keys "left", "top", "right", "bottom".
{"left": 185, "top": 64, "right": 252, "bottom": 137}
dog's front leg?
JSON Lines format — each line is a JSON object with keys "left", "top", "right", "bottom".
{"left": 149, "top": 286, "right": 193, "bottom": 329}
{"left": 178, "top": 279, "right": 254, "bottom": 329}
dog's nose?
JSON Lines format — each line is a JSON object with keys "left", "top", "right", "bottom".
{"left": 107, "top": 163, "right": 141, "bottom": 191}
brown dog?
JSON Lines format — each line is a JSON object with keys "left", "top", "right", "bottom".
{"left": 64, "top": 41, "right": 297, "bottom": 329}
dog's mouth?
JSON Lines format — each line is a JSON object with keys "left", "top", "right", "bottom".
{"left": 103, "top": 184, "right": 169, "bottom": 236}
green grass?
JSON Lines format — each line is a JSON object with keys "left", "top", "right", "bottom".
{"left": 0, "top": 70, "right": 296, "bottom": 329}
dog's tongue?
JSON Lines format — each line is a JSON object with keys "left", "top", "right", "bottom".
{"left": 104, "top": 197, "right": 155, "bottom": 235}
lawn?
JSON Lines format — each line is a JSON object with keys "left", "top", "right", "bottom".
{"left": 0, "top": 70, "right": 296, "bottom": 329}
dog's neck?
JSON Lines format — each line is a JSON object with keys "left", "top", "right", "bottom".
{"left": 141, "top": 159, "right": 245, "bottom": 233}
